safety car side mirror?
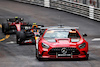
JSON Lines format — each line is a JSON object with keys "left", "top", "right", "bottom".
{"left": 82, "top": 33, "right": 87, "bottom": 37}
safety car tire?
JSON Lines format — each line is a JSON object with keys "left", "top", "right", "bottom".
{"left": 84, "top": 54, "right": 89, "bottom": 60}
{"left": 36, "top": 49, "right": 42, "bottom": 61}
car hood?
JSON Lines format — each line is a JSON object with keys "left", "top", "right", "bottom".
{"left": 43, "top": 38, "right": 81, "bottom": 47}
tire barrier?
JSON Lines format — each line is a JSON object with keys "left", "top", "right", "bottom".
{"left": 14, "top": 0, "right": 100, "bottom": 21}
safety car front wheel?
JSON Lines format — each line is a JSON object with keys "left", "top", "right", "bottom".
{"left": 36, "top": 49, "right": 42, "bottom": 61}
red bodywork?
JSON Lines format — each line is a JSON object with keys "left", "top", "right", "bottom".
{"left": 37, "top": 28, "right": 88, "bottom": 59}
{"left": 8, "top": 22, "right": 28, "bottom": 31}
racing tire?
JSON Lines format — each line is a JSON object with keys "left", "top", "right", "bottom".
{"left": 19, "top": 32, "right": 25, "bottom": 45}
{"left": 17, "top": 31, "right": 26, "bottom": 45}
{"left": 16, "top": 32, "right": 20, "bottom": 44}
{"left": 16, "top": 35, "right": 19, "bottom": 44}
{"left": 2, "top": 23, "right": 4, "bottom": 33}
{"left": 2, "top": 23, "right": 9, "bottom": 34}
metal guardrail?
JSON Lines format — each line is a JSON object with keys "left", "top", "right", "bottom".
{"left": 50, "top": 0, "right": 89, "bottom": 18}
{"left": 30, "top": 0, "right": 44, "bottom": 6}
{"left": 14, "top": 0, "right": 100, "bottom": 21}
{"left": 94, "top": 8, "right": 100, "bottom": 21}
{"left": 15, "top": 0, "right": 44, "bottom": 6}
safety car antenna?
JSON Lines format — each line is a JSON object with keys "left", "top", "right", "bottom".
{"left": 59, "top": 15, "right": 61, "bottom": 25}
{"left": 58, "top": 15, "right": 64, "bottom": 28}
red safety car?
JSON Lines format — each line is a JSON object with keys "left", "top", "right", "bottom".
{"left": 36, "top": 25, "right": 89, "bottom": 60}
{"left": 2, "top": 17, "right": 31, "bottom": 34}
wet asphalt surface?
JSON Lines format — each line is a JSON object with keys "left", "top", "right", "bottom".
{"left": 0, "top": 0, "right": 100, "bottom": 67}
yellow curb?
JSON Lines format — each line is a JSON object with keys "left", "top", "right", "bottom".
{"left": 0, "top": 24, "right": 10, "bottom": 42}
{"left": 0, "top": 24, "right": 2, "bottom": 28}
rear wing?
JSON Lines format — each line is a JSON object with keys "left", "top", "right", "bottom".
{"left": 7, "top": 18, "right": 24, "bottom": 22}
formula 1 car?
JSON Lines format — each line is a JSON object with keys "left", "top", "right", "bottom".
{"left": 36, "top": 25, "right": 89, "bottom": 60}
{"left": 16, "top": 23, "right": 44, "bottom": 45}
{"left": 2, "top": 17, "right": 32, "bottom": 34}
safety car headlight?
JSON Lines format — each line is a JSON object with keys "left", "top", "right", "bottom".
{"left": 78, "top": 43, "right": 86, "bottom": 49}
{"left": 42, "top": 43, "right": 50, "bottom": 49}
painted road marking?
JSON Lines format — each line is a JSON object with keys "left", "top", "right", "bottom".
{"left": 0, "top": 35, "right": 10, "bottom": 41}
{"left": 6, "top": 41, "right": 16, "bottom": 44}
{"left": 0, "top": 24, "right": 10, "bottom": 42}
{"left": 92, "top": 38, "right": 100, "bottom": 41}
{"left": 0, "top": 24, "right": 2, "bottom": 28}
{"left": 90, "top": 45, "right": 100, "bottom": 48}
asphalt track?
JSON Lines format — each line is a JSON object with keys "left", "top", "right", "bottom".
{"left": 0, "top": 0, "right": 100, "bottom": 67}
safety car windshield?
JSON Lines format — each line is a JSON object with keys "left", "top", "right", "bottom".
{"left": 43, "top": 30, "right": 80, "bottom": 38}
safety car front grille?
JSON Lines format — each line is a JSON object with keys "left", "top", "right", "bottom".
{"left": 48, "top": 47, "right": 80, "bottom": 55}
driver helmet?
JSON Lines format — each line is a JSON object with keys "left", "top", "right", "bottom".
{"left": 15, "top": 16, "right": 19, "bottom": 23}
{"left": 32, "top": 23, "right": 38, "bottom": 29}
{"left": 15, "top": 16, "right": 18, "bottom": 20}
{"left": 33, "top": 23, "right": 37, "bottom": 25}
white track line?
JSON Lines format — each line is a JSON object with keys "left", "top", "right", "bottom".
{"left": 90, "top": 46, "right": 100, "bottom": 48}
{"left": 92, "top": 38, "right": 100, "bottom": 41}
{"left": 6, "top": 41, "right": 16, "bottom": 44}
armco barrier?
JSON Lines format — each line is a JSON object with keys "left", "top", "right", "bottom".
{"left": 14, "top": 0, "right": 100, "bottom": 21}
{"left": 30, "top": 0, "right": 44, "bottom": 6}
{"left": 94, "top": 8, "right": 100, "bottom": 21}
{"left": 14, "top": 0, "right": 44, "bottom": 6}
{"left": 50, "top": 0, "right": 89, "bottom": 18}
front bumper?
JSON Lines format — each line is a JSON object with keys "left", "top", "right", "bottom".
{"left": 41, "top": 55, "right": 87, "bottom": 59}
{"left": 39, "top": 47, "right": 88, "bottom": 59}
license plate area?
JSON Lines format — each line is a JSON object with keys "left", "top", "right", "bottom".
{"left": 58, "top": 53, "right": 71, "bottom": 57}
